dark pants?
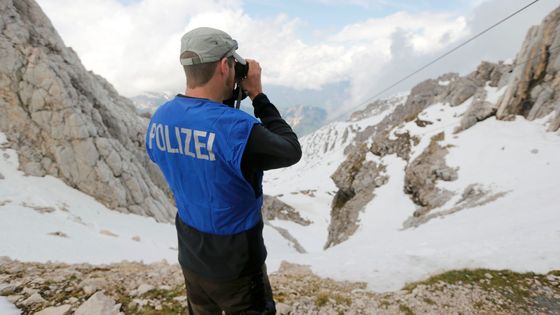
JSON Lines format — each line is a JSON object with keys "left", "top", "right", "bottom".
{"left": 182, "top": 264, "right": 276, "bottom": 315}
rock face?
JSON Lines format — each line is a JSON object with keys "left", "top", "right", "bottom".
{"left": 403, "top": 133, "right": 458, "bottom": 217}
{"left": 325, "top": 144, "right": 389, "bottom": 248}
{"left": 0, "top": 0, "right": 174, "bottom": 221}
{"left": 496, "top": 7, "right": 560, "bottom": 131}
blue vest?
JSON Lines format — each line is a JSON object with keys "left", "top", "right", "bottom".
{"left": 146, "top": 96, "right": 263, "bottom": 235}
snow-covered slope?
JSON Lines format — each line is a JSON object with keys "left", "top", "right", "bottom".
{"left": 263, "top": 96, "right": 402, "bottom": 254}
{"left": 0, "top": 132, "right": 299, "bottom": 268}
{"left": 263, "top": 83, "right": 560, "bottom": 291}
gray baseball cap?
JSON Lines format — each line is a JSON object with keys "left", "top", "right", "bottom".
{"left": 180, "top": 27, "right": 246, "bottom": 66}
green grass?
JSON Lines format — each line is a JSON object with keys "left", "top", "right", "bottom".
{"left": 334, "top": 294, "right": 352, "bottom": 306}
{"left": 401, "top": 268, "right": 556, "bottom": 311}
{"left": 315, "top": 291, "right": 329, "bottom": 307}
{"left": 116, "top": 285, "right": 188, "bottom": 315}
{"left": 399, "top": 303, "right": 415, "bottom": 315}
{"left": 423, "top": 297, "right": 436, "bottom": 305}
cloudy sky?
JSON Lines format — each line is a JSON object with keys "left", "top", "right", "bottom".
{"left": 37, "top": 0, "right": 558, "bottom": 117}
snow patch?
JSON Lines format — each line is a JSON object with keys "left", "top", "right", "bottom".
{"left": 0, "top": 297, "right": 20, "bottom": 315}
{"left": 485, "top": 84, "right": 507, "bottom": 104}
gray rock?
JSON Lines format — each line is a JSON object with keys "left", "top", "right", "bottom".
{"left": 79, "top": 278, "right": 107, "bottom": 295}
{"left": 22, "top": 292, "right": 46, "bottom": 306}
{"left": 404, "top": 134, "right": 457, "bottom": 215}
{"left": 276, "top": 302, "right": 292, "bottom": 314}
{"left": 35, "top": 304, "right": 72, "bottom": 315}
{"left": 134, "top": 284, "right": 155, "bottom": 296}
{"left": 370, "top": 131, "right": 419, "bottom": 161}
{"left": 0, "top": 283, "right": 17, "bottom": 295}
{"left": 74, "top": 291, "right": 122, "bottom": 315}
{"left": 0, "top": 0, "right": 175, "bottom": 222}
{"left": 496, "top": 7, "right": 560, "bottom": 131}
{"left": 325, "top": 144, "right": 389, "bottom": 248}
{"left": 455, "top": 89, "right": 497, "bottom": 133}
{"left": 448, "top": 79, "right": 477, "bottom": 106}
{"left": 262, "top": 195, "right": 311, "bottom": 226}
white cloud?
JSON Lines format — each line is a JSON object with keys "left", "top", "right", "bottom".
{"left": 37, "top": 0, "right": 470, "bottom": 97}
{"left": 36, "top": 0, "right": 559, "bottom": 116}
{"left": 37, "top": 0, "right": 242, "bottom": 96}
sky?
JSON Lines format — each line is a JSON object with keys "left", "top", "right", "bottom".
{"left": 36, "top": 0, "right": 559, "bottom": 117}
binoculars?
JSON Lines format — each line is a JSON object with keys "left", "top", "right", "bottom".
{"left": 235, "top": 62, "right": 248, "bottom": 81}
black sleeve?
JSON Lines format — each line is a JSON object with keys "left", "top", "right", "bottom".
{"left": 243, "top": 93, "right": 302, "bottom": 171}
{"left": 240, "top": 93, "right": 302, "bottom": 197}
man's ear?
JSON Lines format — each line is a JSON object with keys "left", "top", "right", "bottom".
{"left": 218, "top": 58, "right": 229, "bottom": 76}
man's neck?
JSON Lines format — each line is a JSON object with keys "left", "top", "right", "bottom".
{"left": 185, "top": 83, "right": 223, "bottom": 103}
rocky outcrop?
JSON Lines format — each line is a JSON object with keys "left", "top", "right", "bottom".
{"left": 0, "top": 0, "right": 174, "bottom": 221}
{"left": 347, "top": 76, "right": 452, "bottom": 154}
{"left": 327, "top": 58, "right": 518, "bottom": 245}
{"left": 403, "top": 184, "right": 509, "bottom": 229}
{"left": 496, "top": 7, "right": 560, "bottom": 131}
{"left": 325, "top": 144, "right": 388, "bottom": 248}
{"left": 262, "top": 195, "right": 312, "bottom": 226}
{"left": 455, "top": 88, "right": 497, "bottom": 133}
{"left": 370, "top": 131, "right": 420, "bottom": 161}
{"left": 404, "top": 133, "right": 458, "bottom": 217}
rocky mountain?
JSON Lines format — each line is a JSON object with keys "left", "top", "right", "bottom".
{"left": 0, "top": 0, "right": 174, "bottom": 222}
{"left": 261, "top": 5, "right": 560, "bottom": 291}
{"left": 130, "top": 92, "right": 173, "bottom": 116}
{"left": 324, "top": 6, "right": 560, "bottom": 248}
{"left": 282, "top": 105, "right": 327, "bottom": 136}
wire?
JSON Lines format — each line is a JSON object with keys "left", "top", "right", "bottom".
{"left": 327, "top": 0, "right": 542, "bottom": 124}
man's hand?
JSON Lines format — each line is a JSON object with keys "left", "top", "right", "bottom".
{"left": 239, "top": 59, "right": 263, "bottom": 100}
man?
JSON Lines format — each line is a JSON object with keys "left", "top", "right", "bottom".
{"left": 146, "top": 27, "right": 301, "bottom": 314}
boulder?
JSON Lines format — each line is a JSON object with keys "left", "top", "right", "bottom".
{"left": 21, "top": 292, "right": 46, "bottom": 306}
{"left": 35, "top": 304, "right": 72, "bottom": 315}
{"left": 74, "top": 291, "right": 122, "bottom": 315}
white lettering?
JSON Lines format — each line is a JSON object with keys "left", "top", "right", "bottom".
{"left": 151, "top": 124, "right": 216, "bottom": 161}
{"left": 181, "top": 128, "right": 195, "bottom": 158}
{"left": 165, "top": 125, "right": 179, "bottom": 154}
{"left": 194, "top": 130, "right": 209, "bottom": 160}
{"left": 175, "top": 127, "right": 184, "bottom": 155}
{"left": 156, "top": 124, "right": 166, "bottom": 151}
{"left": 207, "top": 132, "right": 216, "bottom": 161}
{"left": 148, "top": 123, "right": 156, "bottom": 150}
